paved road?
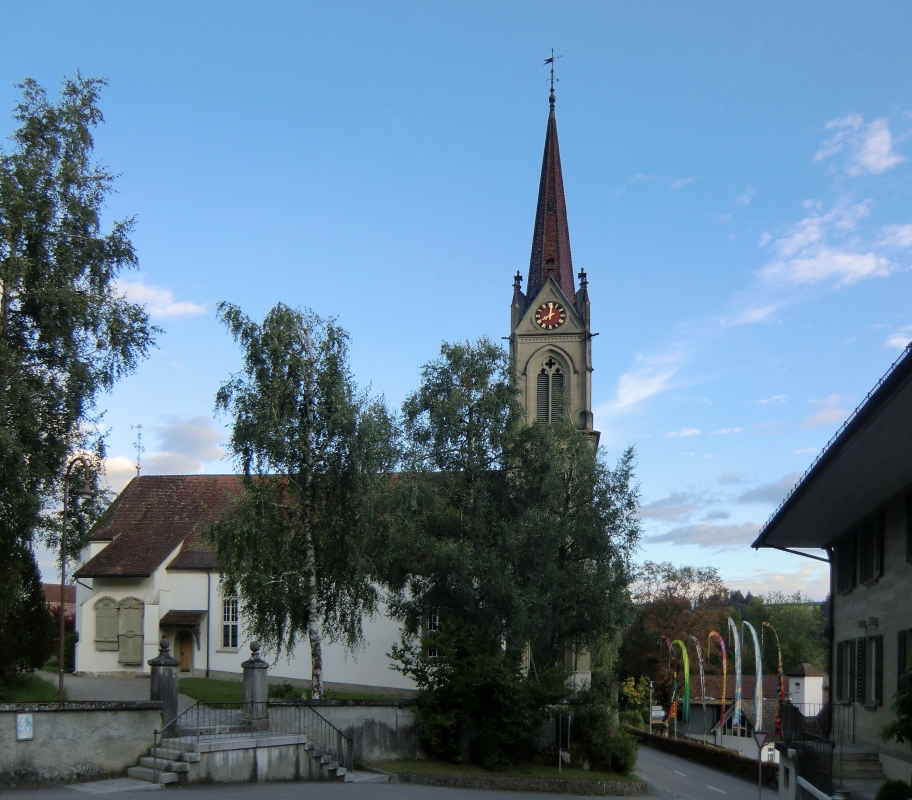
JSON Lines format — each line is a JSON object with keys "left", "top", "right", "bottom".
{"left": 636, "top": 746, "right": 778, "bottom": 799}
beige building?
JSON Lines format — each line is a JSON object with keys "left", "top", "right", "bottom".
{"left": 754, "top": 345, "right": 912, "bottom": 795}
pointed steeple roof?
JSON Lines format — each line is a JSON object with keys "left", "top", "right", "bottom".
{"left": 526, "top": 91, "right": 575, "bottom": 304}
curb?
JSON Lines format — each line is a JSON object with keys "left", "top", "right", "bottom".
{"left": 394, "top": 773, "right": 648, "bottom": 796}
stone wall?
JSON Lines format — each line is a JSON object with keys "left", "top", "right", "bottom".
{"left": 0, "top": 701, "right": 161, "bottom": 788}
{"left": 286, "top": 700, "right": 424, "bottom": 762}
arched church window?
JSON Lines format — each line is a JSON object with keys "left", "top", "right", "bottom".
{"left": 536, "top": 358, "right": 566, "bottom": 425}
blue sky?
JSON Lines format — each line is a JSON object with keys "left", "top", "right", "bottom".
{"left": 5, "top": 2, "right": 911, "bottom": 598}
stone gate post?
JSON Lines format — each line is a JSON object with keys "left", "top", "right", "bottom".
{"left": 242, "top": 641, "right": 269, "bottom": 730}
{"left": 149, "top": 637, "right": 180, "bottom": 727}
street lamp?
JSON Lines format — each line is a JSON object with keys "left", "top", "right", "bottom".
{"left": 59, "top": 456, "right": 94, "bottom": 702}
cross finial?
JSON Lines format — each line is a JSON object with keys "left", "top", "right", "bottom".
{"left": 543, "top": 48, "right": 562, "bottom": 106}
{"left": 130, "top": 423, "right": 144, "bottom": 477}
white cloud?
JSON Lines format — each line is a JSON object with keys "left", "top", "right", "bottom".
{"left": 601, "top": 354, "right": 681, "bottom": 414}
{"left": 664, "top": 427, "right": 700, "bottom": 438}
{"left": 754, "top": 394, "right": 787, "bottom": 406}
{"left": 736, "top": 186, "right": 756, "bottom": 206}
{"left": 737, "top": 473, "right": 801, "bottom": 505}
{"left": 117, "top": 279, "right": 207, "bottom": 319}
{"left": 639, "top": 492, "right": 701, "bottom": 522}
{"left": 758, "top": 232, "right": 772, "bottom": 247}
{"left": 733, "top": 565, "right": 829, "bottom": 600}
{"left": 671, "top": 177, "right": 695, "bottom": 190}
{"left": 711, "top": 427, "right": 744, "bottom": 435}
{"left": 815, "top": 115, "right": 905, "bottom": 176}
{"left": 885, "top": 326, "right": 912, "bottom": 350}
{"left": 757, "top": 201, "right": 895, "bottom": 288}
{"left": 648, "top": 521, "right": 761, "bottom": 551}
{"left": 803, "top": 406, "right": 849, "bottom": 429}
{"left": 881, "top": 224, "right": 912, "bottom": 249}
{"left": 102, "top": 416, "right": 226, "bottom": 493}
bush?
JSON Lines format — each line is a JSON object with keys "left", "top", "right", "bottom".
{"left": 876, "top": 780, "right": 912, "bottom": 800}
{"left": 268, "top": 682, "right": 305, "bottom": 699}
{"left": 63, "top": 632, "right": 79, "bottom": 673}
{"left": 572, "top": 702, "right": 638, "bottom": 774}
{"left": 0, "top": 547, "right": 56, "bottom": 679}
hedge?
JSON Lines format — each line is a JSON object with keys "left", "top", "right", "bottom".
{"left": 628, "top": 727, "right": 779, "bottom": 787}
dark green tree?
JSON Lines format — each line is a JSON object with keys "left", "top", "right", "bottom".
{"left": 0, "top": 74, "right": 156, "bottom": 662}
{"left": 382, "top": 339, "right": 640, "bottom": 767}
{"left": 882, "top": 667, "right": 912, "bottom": 746}
{"left": 0, "top": 545, "right": 56, "bottom": 679}
{"left": 209, "top": 302, "right": 397, "bottom": 698}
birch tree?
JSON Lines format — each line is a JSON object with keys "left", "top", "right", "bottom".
{"left": 210, "top": 302, "right": 396, "bottom": 698}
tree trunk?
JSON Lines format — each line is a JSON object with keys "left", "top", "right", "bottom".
{"left": 303, "top": 329, "right": 324, "bottom": 700}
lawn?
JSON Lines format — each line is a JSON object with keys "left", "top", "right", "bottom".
{"left": 0, "top": 672, "right": 63, "bottom": 702}
{"left": 178, "top": 676, "right": 399, "bottom": 705}
{"left": 369, "top": 758, "right": 639, "bottom": 782}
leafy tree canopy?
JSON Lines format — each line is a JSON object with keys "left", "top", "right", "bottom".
{"left": 381, "top": 338, "right": 640, "bottom": 766}
{"left": 209, "top": 302, "right": 397, "bottom": 697}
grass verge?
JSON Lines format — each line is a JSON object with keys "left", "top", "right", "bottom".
{"left": 0, "top": 672, "right": 63, "bottom": 702}
{"left": 369, "top": 758, "right": 638, "bottom": 782}
{"left": 178, "top": 676, "right": 400, "bottom": 705}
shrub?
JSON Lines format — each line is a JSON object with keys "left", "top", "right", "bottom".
{"left": 63, "top": 632, "right": 79, "bottom": 672}
{"left": 573, "top": 702, "right": 638, "bottom": 774}
{"left": 268, "top": 682, "right": 305, "bottom": 699}
{"left": 876, "top": 780, "right": 912, "bottom": 800}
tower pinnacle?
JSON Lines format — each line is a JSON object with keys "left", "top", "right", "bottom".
{"left": 526, "top": 65, "right": 574, "bottom": 305}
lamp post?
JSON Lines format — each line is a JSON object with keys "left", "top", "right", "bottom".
{"left": 59, "top": 456, "right": 94, "bottom": 702}
{"left": 648, "top": 680, "right": 654, "bottom": 733}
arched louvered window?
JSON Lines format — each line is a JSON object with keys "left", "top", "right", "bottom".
{"left": 536, "top": 358, "right": 566, "bottom": 425}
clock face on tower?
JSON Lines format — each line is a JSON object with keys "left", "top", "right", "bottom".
{"left": 535, "top": 302, "right": 566, "bottom": 330}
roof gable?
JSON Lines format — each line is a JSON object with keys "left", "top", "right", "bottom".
{"left": 75, "top": 475, "right": 242, "bottom": 578}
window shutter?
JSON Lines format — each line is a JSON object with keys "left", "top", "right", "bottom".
{"left": 876, "top": 512, "right": 885, "bottom": 578}
{"left": 875, "top": 635, "right": 884, "bottom": 706}
{"left": 118, "top": 597, "right": 145, "bottom": 665}
{"left": 899, "top": 630, "right": 908, "bottom": 694}
{"left": 856, "top": 637, "right": 866, "bottom": 703}
{"left": 551, "top": 369, "right": 563, "bottom": 421}
{"left": 907, "top": 492, "right": 912, "bottom": 564}
{"left": 94, "top": 597, "right": 119, "bottom": 651}
{"left": 537, "top": 370, "right": 549, "bottom": 423}
{"left": 836, "top": 641, "right": 844, "bottom": 700}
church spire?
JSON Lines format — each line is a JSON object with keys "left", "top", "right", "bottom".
{"left": 526, "top": 89, "right": 575, "bottom": 304}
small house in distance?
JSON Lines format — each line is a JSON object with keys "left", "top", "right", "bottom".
{"left": 753, "top": 345, "right": 912, "bottom": 795}
{"left": 786, "top": 663, "right": 826, "bottom": 706}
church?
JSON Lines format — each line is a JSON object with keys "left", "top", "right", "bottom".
{"left": 72, "top": 88, "right": 600, "bottom": 692}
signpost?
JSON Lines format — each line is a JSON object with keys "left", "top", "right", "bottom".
{"left": 753, "top": 731, "right": 768, "bottom": 800}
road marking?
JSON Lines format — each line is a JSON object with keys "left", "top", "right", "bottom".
{"left": 707, "top": 786, "right": 726, "bottom": 793}
{"left": 673, "top": 770, "right": 686, "bottom": 776}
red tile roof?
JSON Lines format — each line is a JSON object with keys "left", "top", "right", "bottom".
{"left": 42, "top": 583, "right": 76, "bottom": 607}
{"left": 75, "top": 475, "right": 242, "bottom": 578}
{"left": 700, "top": 674, "right": 783, "bottom": 701}
{"left": 526, "top": 96, "right": 576, "bottom": 305}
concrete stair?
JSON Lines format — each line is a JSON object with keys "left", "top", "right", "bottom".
{"left": 834, "top": 751, "right": 884, "bottom": 780}
{"left": 126, "top": 733, "right": 352, "bottom": 786}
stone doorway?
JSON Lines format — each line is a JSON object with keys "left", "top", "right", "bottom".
{"left": 176, "top": 630, "right": 193, "bottom": 672}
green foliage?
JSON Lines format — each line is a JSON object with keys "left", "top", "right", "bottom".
{"left": 619, "top": 562, "right": 729, "bottom": 707}
{"left": 740, "top": 592, "right": 827, "bottom": 674}
{"left": 0, "top": 74, "right": 156, "bottom": 556}
{"left": 268, "top": 682, "right": 305, "bottom": 699}
{"left": 0, "top": 672, "right": 60, "bottom": 702}
{"left": 209, "top": 302, "right": 398, "bottom": 658}
{"left": 619, "top": 676, "right": 650, "bottom": 726}
{"left": 0, "top": 546, "right": 56, "bottom": 679}
{"left": 178, "top": 677, "right": 244, "bottom": 704}
{"left": 875, "top": 779, "right": 912, "bottom": 800}
{"left": 0, "top": 74, "right": 155, "bottom": 654}
{"left": 63, "top": 632, "right": 79, "bottom": 673}
{"left": 382, "top": 339, "right": 640, "bottom": 766}
{"left": 882, "top": 668, "right": 912, "bottom": 746}
{"left": 572, "top": 702, "right": 638, "bottom": 774}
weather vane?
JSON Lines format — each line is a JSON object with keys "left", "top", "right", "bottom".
{"left": 543, "top": 48, "right": 562, "bottom": 101}
{"left": 130, "top": 424, "right": 145, "bottom": 477}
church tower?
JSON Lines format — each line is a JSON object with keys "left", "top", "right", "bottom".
{"left": 510, "top": 87, "right": 599, "bottom": 446}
